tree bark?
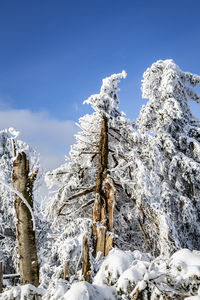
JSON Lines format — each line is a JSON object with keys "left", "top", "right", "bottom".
{"left": 82, "top": 233, "right": 91, "bottom": 282}
{"left": 12, "top": 152, "right": 39, "bottom": 287}
{"left": 92, "top": 116, "right": 116, "bottom": 258}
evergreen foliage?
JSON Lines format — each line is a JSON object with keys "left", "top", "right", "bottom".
{"left": 134, "top": 60, "right": 200, "bottom": 256}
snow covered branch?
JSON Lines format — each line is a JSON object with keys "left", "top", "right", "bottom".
{"left": 57, "top": 186, "right": 96, "bottom": 216}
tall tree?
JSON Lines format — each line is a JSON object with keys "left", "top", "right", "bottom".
{"left": 0, "top": 129, "right": 18, "bottom": 275}
{"left": 132, "top": 59, "right": 200, "bottom": 255}
{"left": 46, "top": 71, "right": 142, "bottom": 267}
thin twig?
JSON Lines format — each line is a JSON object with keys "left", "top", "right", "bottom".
{"left": 79, "top": 151, "right": 99, "bottom": 156}
{"left": 76, "top": 136, "right": 99, "bottom": 148}
{"left": 75, "top": 122, "right": 100, "bottom": 135}
{"left": 108, "top": 131, "right": 120, "bottom": 142}
{"left": 63, "top": 199, "right": 94, "bottom": 218}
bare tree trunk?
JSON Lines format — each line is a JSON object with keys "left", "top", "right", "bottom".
{"left": 12, "top": 152, "right": 39, "bottom": 287}
{"left": 92, "top": 116, "right": 116, "bottom": 258}
{"left": 0, "top": 261, "right": 3, "bottom": 293}
{"left": 92, "top": 115, "right": 108, "bottom": 258}
{"left": 82, "top": 233, "right": 91, "bottom": 282}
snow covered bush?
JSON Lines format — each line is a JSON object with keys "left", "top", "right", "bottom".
{"left": 94, "top": 248, "right": 151, "bottom": 292}
{"left": 62, "top": 281, "right": 118, "bottom": 300}
{"left": 0, "top": 284, "right": 45, "bottom": 300}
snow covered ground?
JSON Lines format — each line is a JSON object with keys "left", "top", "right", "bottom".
{"left": 2, "top": 248, "right": 200, "bottom": 299}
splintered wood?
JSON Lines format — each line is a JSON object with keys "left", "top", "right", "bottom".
{"left": 92, "top": 116, "right": 116, "bottom": 258}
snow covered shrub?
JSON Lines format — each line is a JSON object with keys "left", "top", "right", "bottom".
{"left": 92, "top": 248, "right": 200, "bottom": 299}
{"left": 94, "top": 248, "right": 151, "bottom": 297}
{"left": 62, "top": 281, "right": 118, "bottom": 300}
{"left": 94, "top": 249, "right": 136, "bottom": 285}
{"left": 0, "top": 284, "right": 45, "bottom": 300}
{"left": 42, "top": 279, "right": 68, "bottom": 300}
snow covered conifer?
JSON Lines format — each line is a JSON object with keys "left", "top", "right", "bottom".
{"left": 135, "top": 60, "right": 200, "bottom": 255}
{"left": 46, "top": 71, "right": 142, "bottom": 274}
{"left": 0, "top": 129, "right": 18, "bottom": 275}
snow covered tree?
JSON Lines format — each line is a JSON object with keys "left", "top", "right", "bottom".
{"left": 133, "top": 59, "right": 200, "bottom": 256}
{"left": 0, "top": 128, "right": 40, "bottom": 285}
{"left": 45, "top": 71, "right": 144, "bottom": 277}
{"left": 0, "top": 129, "right": 18, "bottom": 275}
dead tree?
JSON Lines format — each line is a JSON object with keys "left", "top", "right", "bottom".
{"left": 12, "top": 152, "right": 39, "bottom": 287}
{"left": 92, "top": 115, "right": 116, "bottom": 258}
{"left": 57, "top": 116, "right": 116, "bottom": 259}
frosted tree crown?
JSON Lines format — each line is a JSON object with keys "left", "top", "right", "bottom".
{"left": 84, "top": 71, "right": 127, "bottom": 117}
{"left": 138, "top": 59, "right": 200, "bottom": 133}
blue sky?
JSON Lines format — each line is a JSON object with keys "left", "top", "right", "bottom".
{"left": 0, "top": 0, "right": 200, "bottom": 172}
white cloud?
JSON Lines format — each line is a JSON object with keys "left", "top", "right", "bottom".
{"left": 0, "top": 108, "right": 77, "bottom": 171}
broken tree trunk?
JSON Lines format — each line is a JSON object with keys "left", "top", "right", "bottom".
{"left": 12, "top": 152, "right": 39, "bottom": 287}
{"left": 82, "top": 232, "right": 91, "bottom": 282}
{"left": 92, "top": 115, "right": 116, "bottom": 258}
